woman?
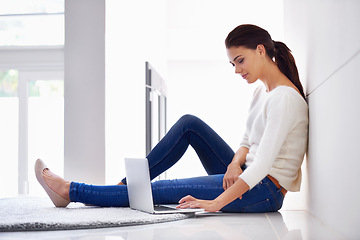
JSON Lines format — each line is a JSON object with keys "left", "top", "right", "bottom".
{"left": 35, "top": 24, "right": 308, "bottom": 213}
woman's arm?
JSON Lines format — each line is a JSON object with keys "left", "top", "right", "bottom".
{"left": 178, "top": 177, "right": 250, "bottom": 212}
{"left": 178, "top": 147, "right": 250, "bottom": 212}
{"left": 223, "top": 146, "right": 249, "bottom": 190}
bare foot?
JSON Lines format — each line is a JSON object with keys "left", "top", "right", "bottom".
{"left": 42, "top": 169, "right": 71, "bottom": 201}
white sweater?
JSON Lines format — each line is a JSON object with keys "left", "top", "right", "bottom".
{"left": 239, "top": 85, "right": 308, "bottom": 192}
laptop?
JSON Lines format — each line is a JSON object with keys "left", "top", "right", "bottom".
{"left": 124, "top": 157, "right": 204, "bottom": 214}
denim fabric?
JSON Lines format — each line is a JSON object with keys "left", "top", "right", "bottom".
{"left": 69, "top": 114, "right": 284, "bottom": 212}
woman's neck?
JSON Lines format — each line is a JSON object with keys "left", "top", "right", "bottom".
{"left": 259, "top": 60, "right": 295, "bottom": 93}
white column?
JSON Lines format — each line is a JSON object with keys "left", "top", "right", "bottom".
{"left": 18, "top": 73, "right": 29, "bottom": 195}
{"left": 64, "top": 0, "right": 105, "bottom": 184}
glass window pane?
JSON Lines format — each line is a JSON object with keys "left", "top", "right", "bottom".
{"left": 0, "top": 70, "right": 18, "bottom": 97}
{"left": 0, "top": 0, "right": 64, "bottom": 15}
{"left": 28, "top": 80, "right": 64, "bottom": 196}
{"left": 29, "top": 80, "right": 64, "bottom": 97}
{"left": 0, "top": 14, "right": 64, "bottom": 46}
{"left": 0, "top": 70, "right": 18, "bottom": 197}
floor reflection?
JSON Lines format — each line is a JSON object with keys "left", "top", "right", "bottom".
{"left": 1, "top": 210, "right": 342, "bottom": 240}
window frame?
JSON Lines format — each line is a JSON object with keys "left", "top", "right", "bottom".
{"left": 0, "top": 47, "right": 63, "bottom": 195}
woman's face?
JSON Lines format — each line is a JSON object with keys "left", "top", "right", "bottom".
{"left": 226, "top": 45, "right": 264, "bottom": 84}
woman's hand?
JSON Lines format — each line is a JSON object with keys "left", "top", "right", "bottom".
{"left": 177, "top": 195, "right": 222, "bottom": 212}
{"left": 223, "top": 162, "right": 243, "bottom": 191}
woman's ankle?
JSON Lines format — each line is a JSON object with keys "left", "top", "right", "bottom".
{"left": 43, "top": 169, "right": 71, "bottom": 201}
{"left": 61, "top": 182, "right": 71, "bottom": 201}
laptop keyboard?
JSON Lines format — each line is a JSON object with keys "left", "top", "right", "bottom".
{"left": 154, "top": 205, "right": 176, "bottom": 211}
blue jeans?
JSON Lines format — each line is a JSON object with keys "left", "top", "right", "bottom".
{"left": 69, "top": 115, "right": 284, "bottom": 213}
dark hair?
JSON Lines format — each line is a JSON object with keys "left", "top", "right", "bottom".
{"left": 225, "top": 24, "right": 305, "bottom": 99}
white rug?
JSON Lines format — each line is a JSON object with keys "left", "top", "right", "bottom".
{"left": 0, "top": 197, "right": 192, "bottom": 232}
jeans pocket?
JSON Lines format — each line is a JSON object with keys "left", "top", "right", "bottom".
{"left": 241, "top": 199, "right": 272, "bottom": 213}
{"left": 265, "top": 181, "right": 282, "bottom": 210}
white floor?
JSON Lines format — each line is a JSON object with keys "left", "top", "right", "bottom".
{"left": 0, "top": 210, "right": 344, "bottom": 240}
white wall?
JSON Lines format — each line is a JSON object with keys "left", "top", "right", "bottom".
{"left": 64, "top": 0, "right": 106, "bottom": 184}
{"left": 105, "top": 0, "right": 167, "bottom": 184}
{"left": 285, "top": 1, "right": 360, "bottom": 239}
{"left": 165, "top": 60, "right": 259, "bottom": 178}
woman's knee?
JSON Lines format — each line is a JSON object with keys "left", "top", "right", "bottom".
{"left": 178, "top": 114, "right": 202, "bottom": 128}
{"left": 179, "top": 114, "right": 197, "bottom": 122}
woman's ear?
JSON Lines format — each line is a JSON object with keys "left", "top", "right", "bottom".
{"left": 257, "top": 44, "right": 266, "bottom": 56}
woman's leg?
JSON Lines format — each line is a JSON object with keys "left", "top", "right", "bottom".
{"left": 43, "top": 114, "right": 234, "bottom": 207}
{"left": 121, "top": 114, "right": 235, "bottom": 184}
{"left": 69, "top": 174, "right": 284, "bottom": 213}
{"left": 69, "top": 182, "right": 129, "bottom": 207}
{"left": 152, "top": 174, "right": 285, "bottom": 213}
{"left": 40, "top": 166, "right": 129, "bottom": 207}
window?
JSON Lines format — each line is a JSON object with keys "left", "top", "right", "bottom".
{"left": 0, "top": 0, "right": 64, "bottom": 46}
{"left": 0, "top": 70, "right": 18, "bottom": 96}
{"left": 0, "top": 70, "right": 64, "bottom": 197}
{"left": 0, "top": 0, "right": 64, "bottom": 197}
{"left": 27, "top": 78, "right": 64, "bottom": 196}
{"left": 0, "top": 70, "right": 19, "bottom": 197}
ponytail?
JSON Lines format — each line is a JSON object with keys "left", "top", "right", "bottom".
{"left": 273, "top": 41, "right": 306, "bottom": 99}
{"left": 226, "top": 24, "right": 306, "bottom": 100}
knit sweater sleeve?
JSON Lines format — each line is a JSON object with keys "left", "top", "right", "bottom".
{"left": 239, "top": 86, "right": 262, "bottom": 149}
{"left": 239, "top": 130, "right": 250, "bottom": 149}
{"left": 239, "top": 90, "right": 299, "bottom": 190}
